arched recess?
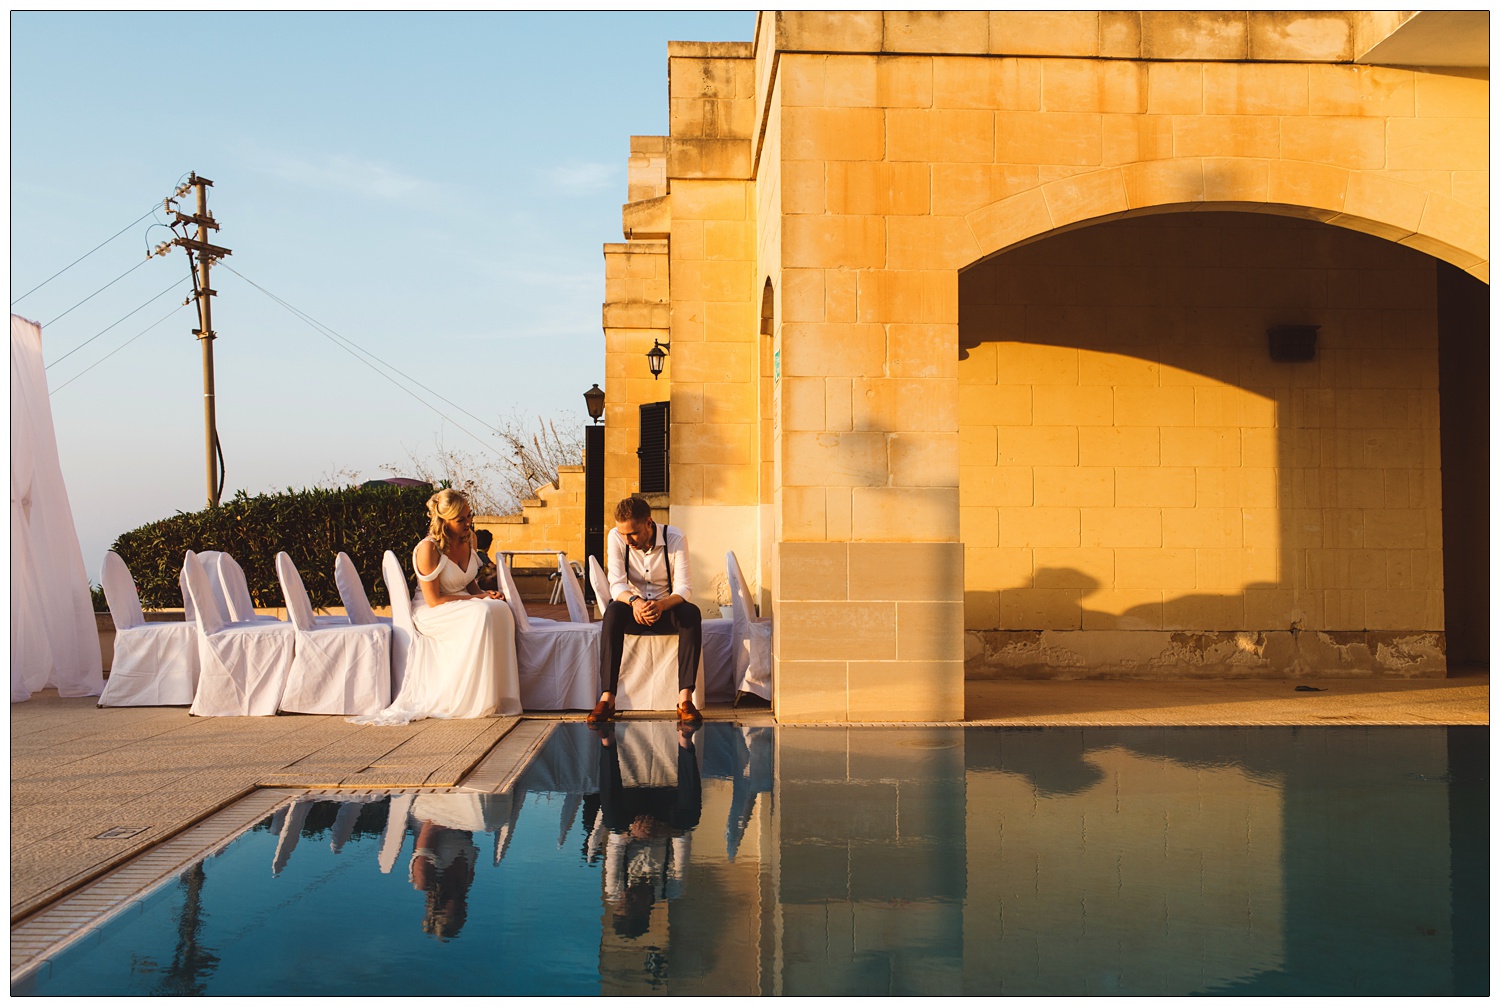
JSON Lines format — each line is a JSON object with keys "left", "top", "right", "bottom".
{"left": 957, "top": 207, "right": 1485, "bottom": 679}
{"left": 961, "top": 157, "right": 1489, "bottom": 284}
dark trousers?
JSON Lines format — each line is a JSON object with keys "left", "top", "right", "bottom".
{"left": 599, "top": 600, "right": 702, "bottom": 694}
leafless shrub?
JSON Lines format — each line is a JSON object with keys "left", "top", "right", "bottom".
{"left": 385, "top": 412, "right": 583, "bottom": 516}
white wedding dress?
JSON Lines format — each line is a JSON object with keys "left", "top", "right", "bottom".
{"left": 350, "top": 539, "right": 521, "bottom": 724}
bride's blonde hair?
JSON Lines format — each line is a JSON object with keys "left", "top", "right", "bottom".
{"left": 426, "top": 488, "right": 472, "bottom": 553}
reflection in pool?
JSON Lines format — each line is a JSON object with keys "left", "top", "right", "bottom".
{"left": 16, "top": 723, "right": 1486, "bottom": 995}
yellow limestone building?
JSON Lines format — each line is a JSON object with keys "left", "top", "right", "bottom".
{"left": 599, "top": 11, "right": 1488, "bottom": 722}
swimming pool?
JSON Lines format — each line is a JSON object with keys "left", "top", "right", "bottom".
{"left": 13, "top": 722, "right": 1487, "bottom": 995}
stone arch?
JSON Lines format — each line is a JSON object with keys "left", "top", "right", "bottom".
{"left": 962, "top": 157, "right": 1488, "bottom": 284}
{"left": 957, "top": 208, "right": 1470, "bottom": 678}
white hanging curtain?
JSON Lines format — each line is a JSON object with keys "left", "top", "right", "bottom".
{"left": 11, "top": 314, "right": 103, "bottom": 701}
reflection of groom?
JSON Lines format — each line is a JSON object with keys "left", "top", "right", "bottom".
{"left": 598, "top": 726, "right": 703, "bottom": 939}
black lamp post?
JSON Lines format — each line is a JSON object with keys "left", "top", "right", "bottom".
{"left": 582, "top": 383, "right": 606, "bottom": 602}
{"left": 646, "top": 339, "right": 670, "bottom": 379}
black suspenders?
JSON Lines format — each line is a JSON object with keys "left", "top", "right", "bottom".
{"left": 626, "top": 523, "right": 673, "bottom": 597}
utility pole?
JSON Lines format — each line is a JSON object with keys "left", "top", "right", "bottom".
{"left": 163, "top": 173, "right": 232, "bottom": 508}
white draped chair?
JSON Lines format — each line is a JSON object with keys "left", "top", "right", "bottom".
{"left": 559, "top": 554, "right": 593, "bottom": 625}
{"left": 725, "top": 551, "right": 772, "bottom": 702}
{"left": 206, "top": 552, "right": 281, "bottom": 624}
{"left": 182, "top": 550, "right": 296, "bottom": 717}
{"left": 97, "top": 551, "right": 198, "bottom": 707}
{"left": 586, "top": 555, "right": 610, "bottom": 620}
{"left": 581, "top": 554, "right": 706, "bottom": 711}
{"left": 702, "top": 606, "right": 736, "bottom": 704}
{"left": 496, "top": 559, "right": 599, "bottom": 711}
{"left": 379, "top": 551, "right": 416, "bottom": 695}
{"left": 334, "top": 553, "right": 385, "bottom": 626}
{"left": 275, "top": 552, "right": 391, "bottom": 716}
{"left": 186, "top": 550, "right": 233, "bottom": 625}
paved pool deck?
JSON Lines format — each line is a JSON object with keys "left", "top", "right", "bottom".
{"left": 10, "top": 671, "right": 1487, "bottom": 927}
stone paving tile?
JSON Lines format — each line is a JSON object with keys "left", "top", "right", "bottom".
{"left": 422, "top": 719, "right": 518, "bottom": 787}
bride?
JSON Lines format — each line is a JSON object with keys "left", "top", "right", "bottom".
{"left": 352, "top": 488, "right": 521, "bottom": 724}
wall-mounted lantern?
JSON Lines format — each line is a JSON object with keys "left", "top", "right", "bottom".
{"left": 646, "top": 338, "right": 670, "bottom": 379}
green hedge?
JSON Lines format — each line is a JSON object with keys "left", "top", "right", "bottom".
{"left": 110, "top": 484, "right": 433, "bottom": 611}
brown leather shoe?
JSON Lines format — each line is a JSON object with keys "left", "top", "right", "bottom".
{"left": 677, "top": 699, "right": 702, "bottom": 725}
{"left": 586, "top": 698, "right": 614, "bottom": 725}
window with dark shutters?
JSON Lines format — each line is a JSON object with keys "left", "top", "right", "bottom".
{"left": 638, "top": 400, "right": 670, "bottom": 494}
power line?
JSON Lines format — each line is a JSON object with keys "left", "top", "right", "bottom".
{"left": 219, "top": 264, "right": 510, "bottom": 458}
{"left": 11, "top": 205, "right": 161, "bottom": 306}
{"left": 41, "top": 256, "right": 151, "bottom": 328}
{"left": 45, "top": 277, "right": 189, "bottom": 370}
{"left": 222, "top": 263, "right": 504, "bottom": 439}
{"left": 49, "top": 303, "right": 190, "bottom": 395}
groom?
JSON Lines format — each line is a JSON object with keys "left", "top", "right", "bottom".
{"left": 588, "top": 496, "right": 703, "bottom": 726}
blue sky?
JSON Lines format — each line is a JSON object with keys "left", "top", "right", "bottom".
{"left": 10, "top": 10, "right": 756, "bottom": 571}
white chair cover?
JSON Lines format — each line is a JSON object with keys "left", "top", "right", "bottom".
{"left": 217, "top": 552, "right": 257, "bottom": 622}
{"left": 334, "top": 552, "right": 381, "bottom": 625}
{"left": 215, "top": 552, "right": 282, "bottom": 623}
{"left": 726, "top": 551, "right": 772, "bottom": 701}
{"left": 179, "top": 565, "right": 197, "bottom": 624}
{"left": 183, "top": 550, "right": 296, "bottom": 717}
{"left": 587, "top": 555, "right": 610, "bottom": 619}
{"left": 497, "top": 560, "right": 599, "bottom": 711}
{"left": 275, "top": 552, "right": 391, "bottom": 716}
{"left": 97, "top": 551, "right": 198, "bottom": 707}
{"left": 192, "top": 551, "right": 234, "bottom": 624}
{"left": 558, "top": 553, "right": 592, "bottom": 624}
{"left": 380, "top": 551, "right": 414, "bottom": 695}
{"left": 702, "top": 615, "right": 736, "bottom": 703}
{"left": 558, "top": 554, "right": 591, "bottom": 624}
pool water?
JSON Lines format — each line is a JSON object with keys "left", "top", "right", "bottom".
{"left": 15, "top": 723, "right": 1487, "bottom": 995}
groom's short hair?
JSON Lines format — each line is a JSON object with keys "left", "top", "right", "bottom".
{"left": 613, "top": 496, "right": 652, "bottom": 523}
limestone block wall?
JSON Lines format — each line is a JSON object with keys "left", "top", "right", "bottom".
{"left": 476, "top": 463, "right": 586, "bottom": 573}
{"left": 664, "top": 44, "right": 766, "bottom": 619}
{"left": 602, "top": 239, "right": 670, "bottom": 511}
{"left": 960, "top": 213, "right": 1445, "bottom": 677}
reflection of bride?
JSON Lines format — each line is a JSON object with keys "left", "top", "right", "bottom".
{"left": 400, "top": 793, "right": 512, "bottom": 941}
{"left": 410, "top": 819, "right": 478, "bottom": 941}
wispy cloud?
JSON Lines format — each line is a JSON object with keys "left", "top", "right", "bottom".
{"left": 256, "top": 152, "right": 439, "bottom": 201}
{"left": 544, "top": 161, "right": 618, "bottom": 193}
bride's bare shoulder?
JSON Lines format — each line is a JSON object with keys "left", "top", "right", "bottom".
{"left": 414, "top": 538, "right": 441, "bottom": 572}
